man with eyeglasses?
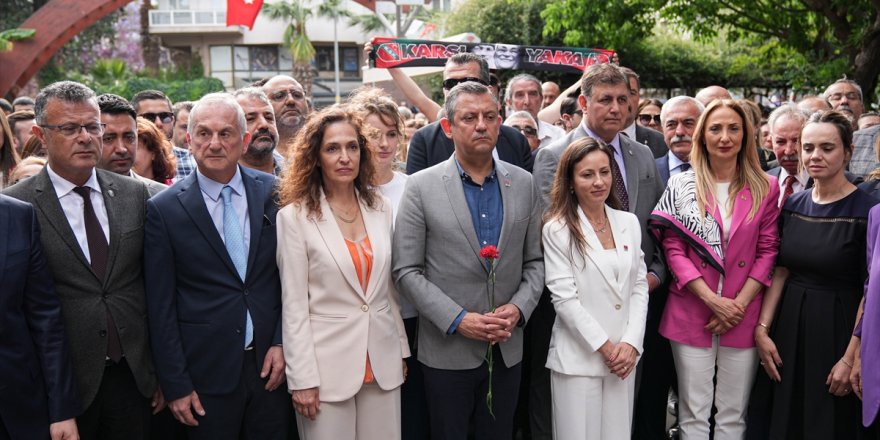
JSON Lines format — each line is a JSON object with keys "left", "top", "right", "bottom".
{"left": 96, "top": 94, "right": 167, "bottom": 196}
{"left": 405, "top": 53, "right": 533, "bottom": 174}
{"left": 825, "top": 77, "right": 880, "bottom": 178}
{"left": 504, "top": 111, "right": 541, "bottom": 152}
{"left": 620, "top": 67, "right": 667, "bottom": 158}
{"left": 260, "top": 75, "right": 309, "bottom": 157}
{"left": 132, "top": 90, "right": 197, "bottom": 182}
{"left": 3, "top": 81, "right": 163, "bottom": 440}
{"left": 504, "top": 74, "right": 564, "bottom": 150}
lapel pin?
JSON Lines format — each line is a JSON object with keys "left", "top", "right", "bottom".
{"left": 107, "top": 189, "right": 115, "bottom": 197}
{"left": 623, "top": 245, "right": 629, "bottom": 251}
{"left": 504, "top": 179, "right": 511, "bottom": 187}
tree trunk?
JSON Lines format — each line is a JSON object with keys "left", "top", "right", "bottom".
{"left": 852, "top": 20, "right": 880, "bottom": 103}
{"left": 140, "top": 0, "right": 160, "bottom": 75}
{"left": 293, "top": 62, "right": 314, "bottom": 96}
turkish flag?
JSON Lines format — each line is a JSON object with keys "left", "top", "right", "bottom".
{"left": 227, "top": 0, "right": 264, "bottom": 30}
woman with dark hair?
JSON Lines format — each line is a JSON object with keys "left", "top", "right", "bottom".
{"left": 752, "top": 110, "right": 878, "bottom": 439}
{"left": 649, "top": 99, "right": 780, "bottom": 439}
{"left": 135, "top": 117, "right": 177, "bottom": 185}
{"left": 277, "top": 106, "right": 409, "bottom": 440}
{"left": 20, "top": 134, "right": 46, "bottom": 159}
{"left": 637, "top": 98, "right": 663, "bottom": 132}
{"left": 543, "top": 136, "right": 649, "bottom": 439}
{"left": 0, "top": 111, "right": 21, "bottom": 187}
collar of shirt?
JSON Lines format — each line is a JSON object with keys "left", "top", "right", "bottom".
{"left": 582, "top": 124, "right": 622, "bottom": 155}
{"left": 454, "top": 156, "right": 498, "bottom": 185}
{"left": 46, "top": 164, "right": 101, "bottom": 197}
{"left": 537, "top": 120, "right": 564, "bottom": 148}
{"left": 197, "top": 166, "right": 245, "bottom": 202}
{"left": 668, "top": 153, "right": 689, "bottom": 173}
{"left": 778, "top": 166, "right": 809, "bottom": 188}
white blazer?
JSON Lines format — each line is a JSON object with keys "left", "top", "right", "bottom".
{"left": 543, "top": 205, "right": 649, "bottom": 377}
{"left": 277, "top": 191, "right": 410, "bottom": 402}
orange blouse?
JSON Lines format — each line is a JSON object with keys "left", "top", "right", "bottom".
{"left": 344, "top": 236, "right": 374, "bottom": 383}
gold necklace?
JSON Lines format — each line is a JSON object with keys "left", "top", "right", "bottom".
{"left": 330, "top": 204, "right": 358, "bottom": 223}
{"left": 588, "top": 214, "right": 609, "bottom": 234}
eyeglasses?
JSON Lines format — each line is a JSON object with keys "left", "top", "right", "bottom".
{"left": 511, "top": 125, "right": 538, "bottom": 137}
{"left": 40, "top": 123, "right": 106, "bottom": 137}
{"left": 268, "top": 89, "right": 305, "bottom": 102}
{"left": 443, "top": 77, "right": 488, "bottom": 90}
{"left": 140, "top": 112, "right": 174, "bottom": 124}
{"left": 638, "top": 114, "right": 661, "bottom": 125}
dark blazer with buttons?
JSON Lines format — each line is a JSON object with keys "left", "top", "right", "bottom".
{"left": 3, "top": 168, "right": 158, "bottom": 410}
{"left": 0, "top": 195, "right": 80, "bottom": 437}
{"left": 405, "top": 121, "right": 534, "bottom": 174}
{"left": 143, "top": 167, "right": 283, "bottom": 401}
{"left": 636, "top": 125, "right": 668, "bottom": 159}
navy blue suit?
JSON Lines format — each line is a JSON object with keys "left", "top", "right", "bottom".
{"left": 406, "top": 121, "right": 533, "bottom": 174}
{"left": 143, "top": 167, "right": 288, "bottom": 438}
{"left": 0, "top": 195, "right": 79, "bottom": 438}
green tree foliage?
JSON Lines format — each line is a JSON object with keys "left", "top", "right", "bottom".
{"left": 64, "top": 58, "right": 224, "bottom": 102}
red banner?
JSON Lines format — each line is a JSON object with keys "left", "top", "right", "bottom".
{"left": 227, "top": 0, "right": 264, "bottom": 30}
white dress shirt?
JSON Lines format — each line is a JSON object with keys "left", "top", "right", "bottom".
{"left": 46, "top": 165, "right": 110, "bottom": 263}
{"left": 538, "top": 120, "right": 565, "bottom": 149}
{"left": 668, "top": 154, "right": 691, "bottom": 178}
{"left": 583, "top": 122, "right": 628, "bottom": 190}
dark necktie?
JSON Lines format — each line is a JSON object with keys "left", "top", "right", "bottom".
{"left": 607, "top": 145, "right": 630, "bottom": 211}
{"left": 780, "top": 175, "right": 796, "bottom": 208}
{"left": 72, "top": 186, "right": 123, "bottom": 362}
{"left": 680, "top": 162, "right": 691, "bottom": 172}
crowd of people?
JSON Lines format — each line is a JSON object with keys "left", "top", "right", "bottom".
{"left": 3, "top": 48, "right": 880, "bottom": 440}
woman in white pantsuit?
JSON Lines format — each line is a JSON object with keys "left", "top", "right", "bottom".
{"left": 543, "top": 137, "right": 649, "bottom": 440}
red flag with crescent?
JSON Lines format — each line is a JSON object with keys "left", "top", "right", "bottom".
{"left": 227, "top": 0, "right": 264, "bottom": 30}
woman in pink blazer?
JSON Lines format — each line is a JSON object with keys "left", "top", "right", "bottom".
{"left": 649, "top": 100, "right": 780, "bottom": 440}
{"left": 276, "top": 107, "right": 410, "bottom": 440}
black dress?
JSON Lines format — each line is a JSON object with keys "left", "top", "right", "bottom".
{"left": 749, "top": 188, "right": 878, "bottom": 440}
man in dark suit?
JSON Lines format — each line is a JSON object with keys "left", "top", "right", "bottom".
{"left": 621, "top": 67, "right": 668, "bottom": 159}
{"left": 531, "top": 63, "right": 666, "bottom": 440}
{"left": 144, "top": 93, "right": 290, "bottom": 439}
{"left": 405, "top": 53, "right": 533, "bottom": 174}
{"left": 0, "top": 194, "right": 80, "bottom": 439}
{"left": 3, "top": 81, "right": 161, "bottom": 439}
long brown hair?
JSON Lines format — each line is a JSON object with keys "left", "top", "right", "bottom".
{"left": 0, "top": 111, "right": 21, "bottom": 188}
{"left": 136, "top": 117, "right": 177, "bottom": 182}
{"left": 277, "top": 106, "right": 377, "bottom": 219}
{"left": 690, "top": 99, "right": 769, "bottom": 220}
{"left": 545, "top": 136, "right": 621, "bottom": 258}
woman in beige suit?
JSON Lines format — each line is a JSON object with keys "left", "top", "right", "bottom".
{"left": 277, "top": 106, "right": 410, "bottom": 439}
{"left": 542, "top": 137, "right": 649, "bottom": 440}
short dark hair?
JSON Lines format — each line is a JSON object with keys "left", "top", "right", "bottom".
{"left": 807, "top": 110, "right": 854, "bottom": 150}
{"left": 34, "top": 81, "right": 96, "bottom": 125}
{"left": 172, "top": 101, "right": 194, "bottom": 120}
{"left": 619, "top": 66, "right": 639, "bottom": 89}
{"left": 560, "top": 97, "right": 580, "bottom": 117}
{"left": 12, "top": 96, "right": 34, "bottom": 108}
{"left": 0, "top": 98, "right": 12, "bottom": 113}
{"left": 97, "top": 93, "right": 137, "bottom": 121}
{"left": 131, "top": 90, "right": 172, "bottom": 113}
{"left": 6, "top": 110, "right": 35, "bottom": 134}
{"left": 446, "top": 53, "right": 490, "bottom": 84}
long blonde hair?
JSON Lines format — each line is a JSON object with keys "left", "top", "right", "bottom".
{"left": 690, "top": 99, "right": 770, "bottom": 220}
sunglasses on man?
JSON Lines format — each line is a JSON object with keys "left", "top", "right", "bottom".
{"left": 140, "top": 112, "right": 175, "bottom": 124}
{"left": 638, "top": 114, "right": 661, "bottom": 125}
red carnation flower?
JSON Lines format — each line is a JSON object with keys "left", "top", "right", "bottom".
{"left": 480, "top": 245, "right": 499, "bottom": 260}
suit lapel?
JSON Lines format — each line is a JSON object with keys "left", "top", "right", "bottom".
{"left": 242, "top": 169, "right": 264, "bottom": 282}
{"left": 177, "top": 173, "right": 241, "bottom": 280}
{"left": 441, "top": 157, "right": 482, "bottom": 267}
{"left": 620, "top": 136, "right": 641, "bottom": 213}
{"left": 728, "top": 184, "right": 752, "bottom": 243}
{"left": 496, "top": 162, "right": 514, "bottom": 261}
{"left": 579, "top": 206, "right": 619, "bottom": 294}
{"left": 610, "top": 209, "right": 632, "bottom": 293}
{"left": 362, "top": 200, "right": 386, "bottom": 300}
{"left": 31, "top": 170, "right": 94, "bottom": 275}
{"left": 315, "top": 192, "right": 364, "bottom": 296}
{"left": 97, "top": 172, "right": 120, "bottom": 285}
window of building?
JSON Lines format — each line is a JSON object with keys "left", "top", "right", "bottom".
{"left": 208, "top": 44, "right": 360, "bottom": 89}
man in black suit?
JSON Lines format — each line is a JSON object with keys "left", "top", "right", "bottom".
{"left": 144, "top": 93, "right": 290, "bottom": 439}
{"left": 620, "top": 67, "right": 668, "bottom": 158}
{"left": 0, "top": 194, "right": 80, "bottom": 439}
{"left": 3, "top": 81, "right": 161, "bottom": 439}
{"left": 405, "top": 53, "right": 533, "bottom": 174}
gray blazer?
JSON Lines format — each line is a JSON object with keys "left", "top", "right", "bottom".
{"left": 533, "top": 125, "right": 667, "bottom": 281}
{"left": 392, "top": 156, "right": 544, "bottom": 370}
{"left": 3, "top": 168, "right": 157, "bottom": 410}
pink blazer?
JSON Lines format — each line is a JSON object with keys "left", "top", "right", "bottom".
{"left": 659, "top": 180, "right": 780, "bottom": 348}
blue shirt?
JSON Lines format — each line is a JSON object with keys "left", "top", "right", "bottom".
{"left": 448, "top": 157, "right": 504, "bottom": 334}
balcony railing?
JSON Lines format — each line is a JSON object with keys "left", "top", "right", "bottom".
{"left": 149, "top": 10, "right": 227, "bottom": 27}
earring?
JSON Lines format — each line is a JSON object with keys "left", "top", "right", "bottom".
{"left": 569, "top": 187, "right": 574, "bottom": 194}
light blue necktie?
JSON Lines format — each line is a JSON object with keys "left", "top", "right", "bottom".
{"left": 221, "top": 186, "right": 253, "bottom": 349}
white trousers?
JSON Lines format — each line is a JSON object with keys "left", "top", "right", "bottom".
{"left": 296, "top": 382, "right": 401, "bottom": 440}
{"left": 670, "top": 339, "right": 758, "bottom": 440}
{"left": 550, "top": 370, "right": 635, "bottom": 440}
